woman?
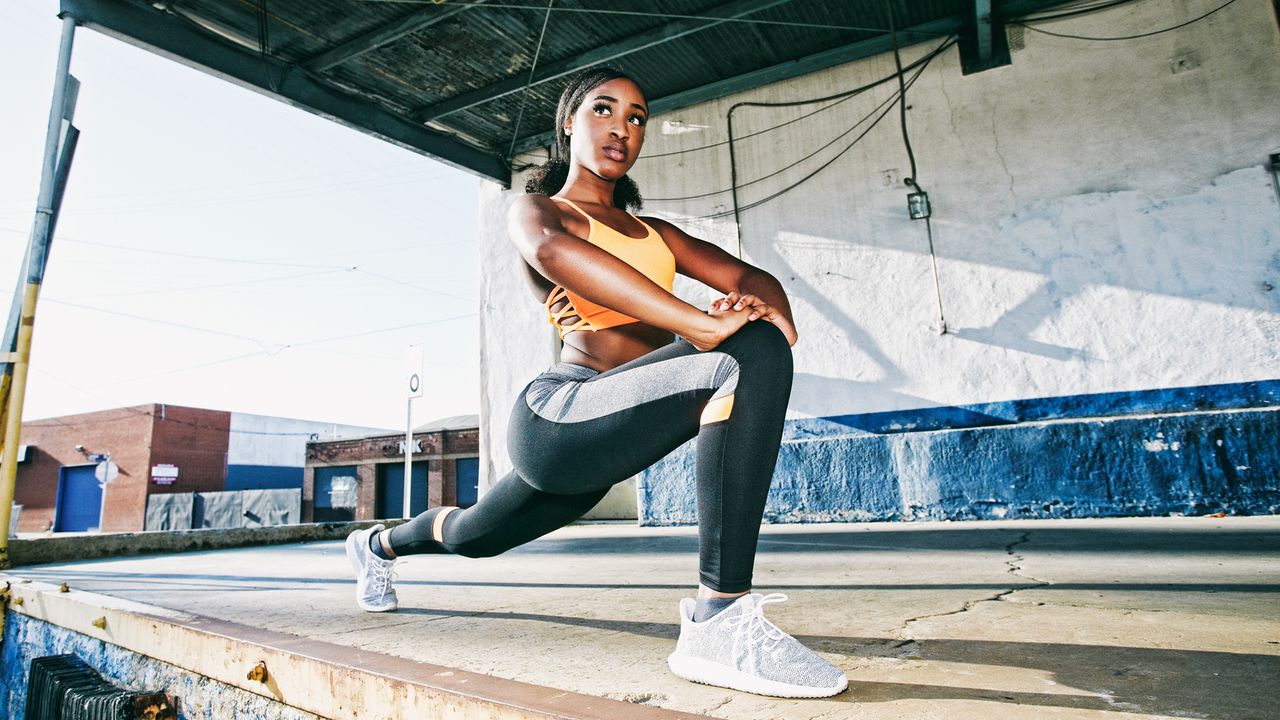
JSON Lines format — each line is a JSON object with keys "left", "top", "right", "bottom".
{"left": 347, "top": 67, "right": 847, "bottom": 699}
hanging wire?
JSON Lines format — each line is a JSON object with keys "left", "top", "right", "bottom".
{"left": 1013, "top": 0, "right": 1239, "bottom": 41}
{"left": 886, "top": 0, "right": 946, "bottom": 334}
{"left": 1013, "top": 0, "right": 1135, "bottom": 23}
{"left": 709, "top": 36, "right": 952, "bottom": 227}
{"left": 653, "top": 81, "right": 911, "bottom": 204}
{"left": 644, "top": 34, "right": 955, "bottom": 170}
{"left": 507, "top": 0, "right": 556, "bottom": 163}
{"left": 256, "top": 0, "right": 282, "bottom": 93}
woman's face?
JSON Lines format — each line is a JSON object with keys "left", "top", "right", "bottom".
{"left": 564, "top": 77, "right": 648, "bottom": 181}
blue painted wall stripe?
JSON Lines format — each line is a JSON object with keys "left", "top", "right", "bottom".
{"left": 641, "top": 405, "right": 1280, "bottom": 526}
{"left": 224, "top": 464, "right": 304, "bottom": 491}
{"left": 786, "top": 378, "right": 1280, "bottom": 439}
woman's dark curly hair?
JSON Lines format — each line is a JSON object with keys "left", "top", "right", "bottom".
{"left": 524, "top": 67, "right": 644, "bottom": 211}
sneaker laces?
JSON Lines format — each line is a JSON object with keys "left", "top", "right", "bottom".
{"left": 370, "top": 557, "right": 397, "bottom": 601}
{"left": 723, "top": 593, "right": 789, "bottom": 653}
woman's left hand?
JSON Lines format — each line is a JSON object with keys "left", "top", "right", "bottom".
{"left": 709, "top": 292, "right": 798, "bottom": 346}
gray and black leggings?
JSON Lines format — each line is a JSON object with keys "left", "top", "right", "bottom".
{"left": 386, "top": 320, "right": 792, "bottom": 593}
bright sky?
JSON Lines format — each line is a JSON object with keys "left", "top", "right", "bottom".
{"left": 0, "top": 1, "right": 486, "bottom": 431}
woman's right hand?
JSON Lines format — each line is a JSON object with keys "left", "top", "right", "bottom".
{"left": 687, "top": 304, "right": 765, "bottom": 351}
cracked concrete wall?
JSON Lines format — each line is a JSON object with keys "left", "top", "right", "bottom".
{"left": 476, "top": 0, "right": 1280, "bottom": 518}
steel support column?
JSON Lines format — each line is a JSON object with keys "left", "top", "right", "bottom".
{"left": 0, "top": 15, "right": 79, "bottom": 568}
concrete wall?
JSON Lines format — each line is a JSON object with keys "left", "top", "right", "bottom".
{"left": 226, "top": 412, "right": 386, "bottom": 490}
{"left": 477, "top": 0, "right": 1280, "bottom": 521}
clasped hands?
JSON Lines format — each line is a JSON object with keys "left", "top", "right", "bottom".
{"left": 708, "top": 291, "right": 797, "bottom": 346}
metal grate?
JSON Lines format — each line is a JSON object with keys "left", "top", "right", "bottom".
{"left": 24, "top": 655, "right": 172, "bottom": 720}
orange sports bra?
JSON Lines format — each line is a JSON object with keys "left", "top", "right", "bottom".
{"left": 544, "top": 197, "right": 676, "bottom": 338}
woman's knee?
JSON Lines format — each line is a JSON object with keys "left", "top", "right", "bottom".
{"left": 720, "top": 320, "right": 792, "bottom": 372}
{"left": 449, "top": 540, "right": 505, "bottom": 559}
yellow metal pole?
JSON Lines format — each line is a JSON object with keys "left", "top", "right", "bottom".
{"left": 0, "top": 285, "right": 42, "bottom": 568}
{"left": 0, "top": 16, "right": 77, "bottom": 569}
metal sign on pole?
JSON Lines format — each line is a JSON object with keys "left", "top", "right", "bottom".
{"left": 403, "top": 343, "right": 423, "bottom": 519}
{"left": 0, "top": 16, "right": 79, "bottom": 568}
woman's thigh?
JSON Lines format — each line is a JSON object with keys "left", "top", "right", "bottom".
{"left": 509, "top": 338, "right": 738, "bottom": 494}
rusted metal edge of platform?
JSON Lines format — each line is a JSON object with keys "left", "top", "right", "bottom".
{"left": 2, "top": 576, "right": 705, "bottom": 719}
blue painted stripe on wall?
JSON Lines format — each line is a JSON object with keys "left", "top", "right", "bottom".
{"left": 641, "top": 406, "right": 1280, "bottom": 525}
{"left": 786, "top": 378, "right": 1280, "bottom": 440}
{"left": 225, "top": 464, "right": 304, "bottom": 491}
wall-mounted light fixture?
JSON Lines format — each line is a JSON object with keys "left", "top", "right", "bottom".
{"left": 907, "top": 190, "right": 931, "bottom": 220}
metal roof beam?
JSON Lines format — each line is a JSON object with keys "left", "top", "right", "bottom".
{"left": 512, "top": 16, "right": 961, "bottom": 155}
{"left": 413, "top": 0, "right": 797, "bottom": 125}
{"left": 60, "top": 0, "right": 510, "bottom": 185}
{"left": 959, "top": 0, "right": 1011, "bottom": 74}
{"left": 303, "top": 1, "right": 488, "bottom": 73}
{"left": 975, "top": 0, "right": 993, "bottom": 63}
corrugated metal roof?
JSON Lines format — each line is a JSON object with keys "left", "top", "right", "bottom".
{"left": 60, "top": 0, "right": 1077, "bottom": 184}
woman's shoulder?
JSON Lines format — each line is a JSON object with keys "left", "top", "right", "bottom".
{"left": 510, "top": 192, "right": 560, "bottom": 215}
{"left": 508, "top": 193, "right": 572, "bottom": 229}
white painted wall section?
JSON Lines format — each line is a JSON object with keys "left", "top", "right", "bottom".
{"left": 477, "top": 0, "right": 1280, "bottom": 488}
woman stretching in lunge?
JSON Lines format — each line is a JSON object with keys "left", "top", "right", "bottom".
{"left": 346, "top": 67, "right": 847, "bottom": 698}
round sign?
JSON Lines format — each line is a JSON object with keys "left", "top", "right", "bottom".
{"left": 95, "top": 461, "right": 119, "bottom": 485}
{"left": 408, "top": 373, "right": 421, "bottom": 394}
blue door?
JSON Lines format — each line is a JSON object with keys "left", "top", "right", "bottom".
{"left": 376, "top": 462, "right": 428, "bottom": 519}
{"left": 55, "top": 465, "right": 102, "bottom": 532}
{"left": 456, "top": 458, "right": 479, "bottom": 507}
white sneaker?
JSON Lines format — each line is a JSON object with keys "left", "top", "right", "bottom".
{"left": 667, "top": 593, "right": 848, "bottom": 698}
{"left": 345, "top": 524, "right": 398, "bottom": 612}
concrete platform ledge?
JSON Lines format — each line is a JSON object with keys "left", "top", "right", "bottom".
{"left": 6, "top": 520, "right": 405, "bottom": 568}
{"left": 0, "top": 576, "right": 702, "bottom": 719}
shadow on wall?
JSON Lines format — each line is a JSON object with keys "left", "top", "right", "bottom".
{"left": 737, "top": 167, "right": 1278, "bottom": 394}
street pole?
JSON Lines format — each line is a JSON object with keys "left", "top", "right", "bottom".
{"left": 403, "top": 397, "right": 412, "bottom": 519}
{"left": 402, "top": 343, "right": 423, "bottom": 520}
{"left": 0, "top": 16, "right": 78, "bottom": 567}
{"left": 96, "top": 451, "right": 111, "bottom": 533}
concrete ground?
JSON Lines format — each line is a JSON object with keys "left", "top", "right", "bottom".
{"left": 8, "top": 516, "right": 1279, "bottom": 719}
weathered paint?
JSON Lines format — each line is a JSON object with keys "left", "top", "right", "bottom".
{"left": 639, "top": 406, "right": 1280, "bottom": 525}
{"left": 1, "top": 612, "right": 321, "bottom": 720}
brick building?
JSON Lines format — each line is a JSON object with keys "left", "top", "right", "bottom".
{"left": 304, "top": 415, "right": 479, "bottom": 523}
{"left": 14, "top": 404, "right": 385, "bottom": 533}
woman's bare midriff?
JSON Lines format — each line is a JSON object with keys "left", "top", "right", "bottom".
{"left": 559, "top": 321, "right": 675, "bottom": 372}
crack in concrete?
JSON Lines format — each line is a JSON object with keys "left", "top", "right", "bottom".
{"left": 989, "top": 101, "right": 1019, "bottom": 206}
{"left": 310, "top": 617, "right": 425, "bottom": 639}
{"left": 891, "top": 530, "right": 1051, "bottom": 650}
{"left": 700, "top": 695, "right": 734, "bottom": 715}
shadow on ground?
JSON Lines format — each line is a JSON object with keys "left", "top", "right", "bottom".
{"left": 390, "top": 606, "right": 1279, "bottom": 719}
